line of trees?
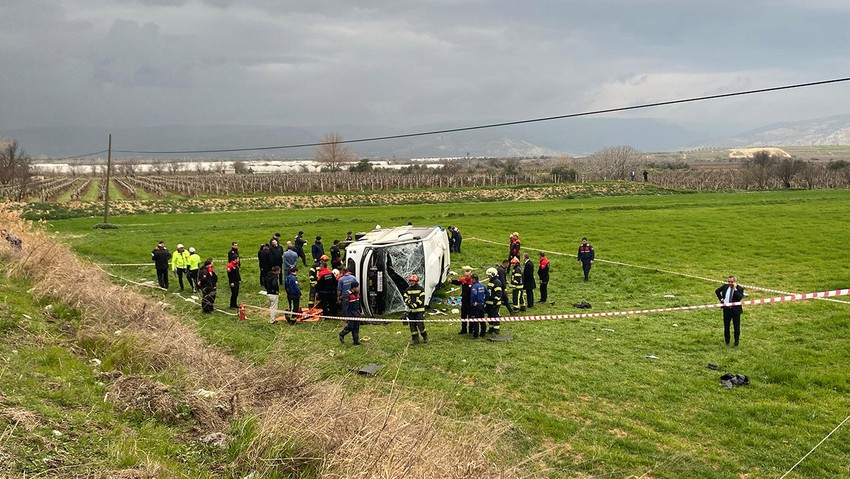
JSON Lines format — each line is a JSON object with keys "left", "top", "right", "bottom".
{"left": 0, "top": 139, "right": 32, "bottom": 201}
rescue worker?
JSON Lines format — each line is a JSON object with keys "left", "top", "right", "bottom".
{"left": 336, "top": 267, "right": 356, "bottom": 314}
{"left": 186, "top": 247, "right": 202, "bottom": 294}
{"left": 523, "top": 253, "right": 536, "bottom": 308}
{"left": 497, "top": 259, "right": 515, "bottom": 314}
{"left": 449, "top": 266, "right": 474, "bottom": 334}
{"left": 308, "top": 254, "right": 327, "bottom": 308}
{"left": 538, "top": 251, "right": 550, "bottom": 303}
{"left": 484, "top": 267, "right": 503, "bottom": 337}
{"left": 266, "top": 266, "right": 281, "bottom": 324}
{"left": 285, "top": 266, "right": 302, "bottom": 324}
{"left": 404, "top": 274, "right": 428, "bottom": 344}
{"left": 338, "top": 278, "right": 362, "bottom": 345}
{"left": 577, "top": 237, "right": 595, "bottom": 281}
{"left": 294, "top": 231, "right": 308, "bottom": 266}
{"left": 469, "top": 274, "right": 489, "bottom": 339}
{"left": 197, "top": 258, "right": 218, "bottom": 313}
{"left": 171, "top": 243, "right": 190, "bottom": 292}
{"left": 510, "top": 257, "right": 525, "bottom": 311}
{"left": 226, "top": 255, "right": 241, "bottom": 309}
{"left": 151, "top": 241, "right": 171, "bottom": 290}
{"left": 316, "top": 259, "right": 338, "bottom": 316}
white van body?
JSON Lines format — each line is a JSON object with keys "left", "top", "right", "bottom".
{"left": 344, "top": 226, "right": 451, "bottom": 317}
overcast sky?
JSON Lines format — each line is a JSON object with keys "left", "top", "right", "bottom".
{"left": 2, "top": 0, "right": 850, "bottom": 138}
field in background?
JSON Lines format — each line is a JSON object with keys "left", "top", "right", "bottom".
{"left": 42, "top": 188, "right": 850, "bottom": 478}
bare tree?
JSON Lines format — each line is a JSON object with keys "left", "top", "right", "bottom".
{"left": 150, "top": 161, "right": 166, "bottom": 176}
{"left": 582, "top": 146, "right": 643, "bottom": 180}
{"left": 744, "top": 150, "right": 777, "bottom": 189}
{"left": 232, "top": 160, "right": 250, "bottom": 174}
{"left": 167, "top": 160, "right": 184, "bottom": 174}
{"left": 0, "top": 139, "right": 33, "bottom": 200}
{"left": 314, "top": 132, "right": 356, "bottom": 172}
{"left": 118, "top": 159, "right": 140, "bottom": 177}
{"left": 775, "top": 158, "right": 806, "bottom": 188}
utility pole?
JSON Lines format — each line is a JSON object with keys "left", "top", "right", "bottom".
{"left": 103, "top": 134, "right": 112, "bottom": 224}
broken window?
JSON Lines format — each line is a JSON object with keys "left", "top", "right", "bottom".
{"left": 382, "top": 242, "right": 425, "bottom": 314}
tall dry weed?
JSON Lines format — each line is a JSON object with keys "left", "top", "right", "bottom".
{"left": 0, "top": 210, "right": 516, "bottom": 478}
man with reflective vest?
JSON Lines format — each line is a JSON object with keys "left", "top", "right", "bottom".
{"left": 403, "top": 274, "right": 428, "bottom": 344}
{"left": 469, "top": 274, "right": 489, "bottom": 339}
{"left": 171, "top": 244, "right": 191, "bottom": 292}
{"left": 577, "top": 237, "right": 595, "bottom": 281}
{"left": 510, "top": 257, "right": 525, "bottom": 311}
{"left": 186, "top": 247, "right": 202, "bottom": 294}
{"left": 484, "top": 267, "right": 503, "bottom": 337}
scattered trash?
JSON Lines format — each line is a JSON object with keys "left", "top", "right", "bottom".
{"left": 488, "top": 334, "right": 513, "bottom": 342}
{"left": 352, "top": 363, "right": 384, "bottom": 376}
{"left": 672, "top": 323, "right": 679, "bottom": 327}
{"left": 194, "top": 388, "right": 217, "bottom": 399}
{"left": 446, "top": 287, "right": 460, "bottom": 293}
{"left": 451, "top": 308, "right": 460, "bottom": 314}
{"left": 359, "top": 336, "right": 371, "bottom": 343}
{"left": 720, "top": 373, "right": 750, "bottom": 389}
{"left": 199, "top": 432, "right": 228, "bottom": 449}
{"left": 89, "top": 358, "right": 102, "bottom": 367}
{"left": 707, "top": 363, "right": 720, "bottom": 371}
{"left": 428, "top": 309, "right": 447, "bottom": 315}
{"left": 645, "top": 355, "right": 658, "bottom": 359}
{"left": 258, "top": 290, "right": 268, "bottom": 295}
{"left": 663, "top": 294, "right": 676, "bottom": 298}
{"left": 52, "top": 430, "right": 62, "bottom": 437}
{"left": 21, "top": 314, "right": 31, "bottom": 319}
{"left": 595, "top": 338, "right": 602, "bottom": 341}
{"left": 328, "top": 350, "right": 336, "bottom": 357}
{"left": 573, "top": 302, "right": 592, "bottom": 309}
{"left": 114, "top": 330, "right": 122, "bottom": 336}
{"left": 601, "top": 328, "right": 615, "bottom": 333}
{"left": 444, "top": 296, "right": 462, "bottom": 306}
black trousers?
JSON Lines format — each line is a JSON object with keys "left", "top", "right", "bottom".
{"left": 340, "top": 319, "right": 360, "bottom": 343}
{"left": 501, "top": 291, "right": 514, "bottom": 313}
{"left": 408, "top": 312, "right": 426, "bottom": 335}
{"left": 156, "top": 268, "right": 169, "bottom": 289}
{"left": 512, "top": 288, "right": 525, "bottom": 308}
{"left": 469, "top": 306, "right": 486, "bottom": 337}
{"left": 539, "top": 281, "right": 548, "bottom": 302}
{"left": 581, "top": 260, "right": 592, "bottom": 280}
{"left": 297, "top": 250, "right": 307, "bottom": 266}
{"left": 287, "top": 296, "right": 300, "bottom": 324}
{"left": 525, "top": 286, "right": 535, "bottom": 308}
{"left": 259, "top": 268, "right": 269, "bottom": 289}
{"left": 459, "top": 300, "right": 470, "bottom": 333}
{"left": 202, "top": 289, "right": 216, "bottom": 312}
{"left": 722, "top": 308, "right": 742, "bottom": 345}
{"left": 175, "top": 267, "right": 187, "bottom": 291}
{"left": 187, "top": 269, "right": 198, "bottom": 292}
{"left": 229, "top": 282, "right": 240, "bottom": 308}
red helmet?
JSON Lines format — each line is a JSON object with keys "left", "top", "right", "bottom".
{"left": 408, "top": 274, "right": 419, "bottom": 282}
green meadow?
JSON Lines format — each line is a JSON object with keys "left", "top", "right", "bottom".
{"left": 45, "top": 188, "right": 850, "bottom": 478}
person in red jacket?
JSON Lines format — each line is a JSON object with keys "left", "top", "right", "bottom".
{"left": 508, "top": 232, "right": 521, "bottom": 262}
{"left": 449, "top": 266, "right": 474, "bottom": 335}
{"left": 537, "top": 251, "right": 550, "bottom": 303}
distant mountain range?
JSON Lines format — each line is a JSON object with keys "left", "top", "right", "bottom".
{"left": 4, "top": 114, "right": 850, "bottom": 160}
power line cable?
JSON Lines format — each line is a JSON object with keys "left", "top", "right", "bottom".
{"left": 108, "top": 76, "right": 850, "bottom": 155}
{"left": 49, "top": 150, "right": 109, "bottom": 161}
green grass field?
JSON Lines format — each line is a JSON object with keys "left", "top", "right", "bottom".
{"left": 44, "top": 188, "right": 850, "bottom": 478}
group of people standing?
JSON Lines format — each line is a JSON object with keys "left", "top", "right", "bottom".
{"left": 151, "top": 241, "right": 242, "bottom": 314}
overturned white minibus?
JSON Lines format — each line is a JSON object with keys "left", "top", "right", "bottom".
{"left": 344, "top": 226, "right": 451, "bottom": 317}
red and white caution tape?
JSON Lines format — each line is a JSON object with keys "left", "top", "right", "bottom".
{"left": 467, "top": 237, "right": 850, "bottom": 306}
{"left": 241, "top": 288, "right": 850, "bottom": 323}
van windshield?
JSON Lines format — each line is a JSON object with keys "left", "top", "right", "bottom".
{"left": 383, "top": 242, "right": 426, "bottom": 314}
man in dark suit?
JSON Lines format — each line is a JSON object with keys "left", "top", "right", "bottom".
{"left": 715, "top": 275, "right": 745, "bottom": 346}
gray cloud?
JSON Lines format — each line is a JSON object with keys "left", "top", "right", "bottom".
{"left": 2, "top": 0, "right": 849, "bottom": 139}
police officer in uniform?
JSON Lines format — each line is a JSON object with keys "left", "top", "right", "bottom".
{"left": 577, "top": 237, "right": 595, "bottom": 281}
{"left": 403, "top": 274, "right": 428, "bottom": 344}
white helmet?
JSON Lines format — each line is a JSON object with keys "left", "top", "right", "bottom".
{"left": 486, "top": 267, "right": 498, "bottom": 277}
